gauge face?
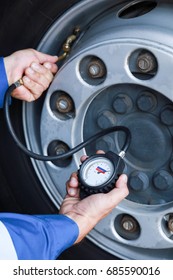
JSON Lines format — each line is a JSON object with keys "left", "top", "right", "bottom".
{"left": 81, "top": 156, "right": 114, "bottom": 187}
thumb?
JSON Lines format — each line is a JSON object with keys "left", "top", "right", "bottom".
{"left": 103, "top": 174, "right": 129, "bottom": 208}
{"left": 116, "top": 174, "right": 128, "bottom": 189}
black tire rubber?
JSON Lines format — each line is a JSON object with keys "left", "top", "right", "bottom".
{"left": 0, "top": 0, "right": 117, "bottom": 260}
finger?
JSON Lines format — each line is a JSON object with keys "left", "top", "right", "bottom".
{"left": 68, "top": 172, "right": 78, "bottom": 187}
{"left": 80, "top": 155, "right": 88, "bottom": 162}
{"left": 66, "top": 172, "right": 79, "bottom": 197}
{"left": 43, "top": 62, "right": 58, "bottom": 74}
{"left": 26, "top": 63, "right": 53, "bottom": 89}
{"left": 25, "top": 68, "right": 50, "bottom": 91}
{"left": 31, "top": 62, "right": 57, "bottom": 78}
{"left": 96, "top": 150, "right": 105, "bottom": 154}
{"left": 22, "top": 75, "right": 45, "bottom": 100}
{"left": 11, "top": 85, "right": 35, "bottom": 102}
{"left": 34, "top": 50, "right": 58, "bottom": 64}
{"left": 31, "top": 62, "right": 54, "bottom": 76}
{"left": 80, "top": 150, "right": 105, "bottom": 162}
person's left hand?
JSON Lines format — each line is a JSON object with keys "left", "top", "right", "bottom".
{"left": 60, "top": 152, "right": 129, "bottom": 243}
{"left": 4, "top": 49, "right": 58, "bottom": 102}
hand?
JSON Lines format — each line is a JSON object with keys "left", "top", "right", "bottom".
{"left": 4, "top": 49, "right": 58, "bottom": 102}
{"left": 60, "top": 153, "right": 129, "bottom": 243}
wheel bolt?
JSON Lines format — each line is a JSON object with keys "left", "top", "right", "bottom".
{"left": 88, "top": 59, "right": 106, "bottom": 78}
{"left": 113, "top": 94, "right": 132, "bottom": 114}
{"left": 58, "top": 100, "right": 68, "bottom": 110}
{"left": 96, "top": 136, "right": 115, "bottom": 151}
{"left": 123, "top": 221, "right": 134, "bottom": 232}
{"left": 56, "top": 94, "right": 74, "bottom": 113}
{"left": 137, "top": 52, "right": 157, "bottom": 73}
{"left": 97, "top": 110, "right": 116, "bottom": 129}
{"left": 129, "top": 171, "right": 149, "bottom": 192}
{"left": 55, "top": 144, "right": 68, "bottom": 155}
{"left": 113, "top": 97, "right": 127, "bottom": 114}
{"left": 89, "top": 64, "right": 100, "bottom": 76}
{"left": 153, "top": 170, "right": 173, "bottom": 191}
{"left": 169, "top": 160, "right": 173, "bottom": 173}
{"left": 48, "top": 141, "right": 71, "bottom": 167}
{"left": 121, "top": 215, "right": 138, "bottom": 233}
{"left": 137, "top": 92, "right": 156, "bottom": 112}
{"left": 168, "top": 215, "right": 173, "bottom": 232}
{"left": 160, "top": 106, "right": 173, "bottom": 126}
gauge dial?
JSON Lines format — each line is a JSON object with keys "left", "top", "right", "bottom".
{"left": 81, "top": 156, "right": 114, "bottom": 187}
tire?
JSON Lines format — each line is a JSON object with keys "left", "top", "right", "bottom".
{"left": 1, "top": 0, "right": 173, "bottom": 260}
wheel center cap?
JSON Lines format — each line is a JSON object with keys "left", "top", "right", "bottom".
{"left": 122, "top": 112, "right": 172, "bottom": 171}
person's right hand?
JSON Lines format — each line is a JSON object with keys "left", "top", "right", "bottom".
{"left": 4, "top": 48, "right": 58, "bottom": 102}
{"left": 60, "top": 153, "right": 129, "bottom": 243}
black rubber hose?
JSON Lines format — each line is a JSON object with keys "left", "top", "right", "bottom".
{"left": 4, "top": 83, "right": 131, "bottom": 161}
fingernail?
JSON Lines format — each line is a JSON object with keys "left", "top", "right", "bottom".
{"left": 71, "top": 177, "right": 77, "bottom": 183}
{"left": 68, "top": 188, "right": 76, "bottom": 196}
{"left": 23, "top": 76, "right": 30, "bottom": 83}
{"left": 44, "top": 62, "right": 52, "bottom": 69}
{"left": 53, "top": 55, "right": 58, "bottom": 61}
{"left": 31, "top": 62, "right": 40, "bottom": 71}
{"left": 121, "top": 174, "right": 128, "bottom": 184}
{"left": 28, "top": 67, "right": 35, "bottom": 74}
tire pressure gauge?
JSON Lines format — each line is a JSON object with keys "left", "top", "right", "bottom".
{"left": 78, "top": 151, "right": 125, "bottom": 198}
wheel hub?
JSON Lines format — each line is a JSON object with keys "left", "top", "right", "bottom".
{"left": 83, "top": 84, "right": 173, "bottom": 205}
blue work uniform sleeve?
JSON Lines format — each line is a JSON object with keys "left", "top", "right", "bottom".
{"left": 0, "top": 57, "right": 9, "bottom": 108}
{"left": 0, "top": 213, "right": 79, "bottom": 260}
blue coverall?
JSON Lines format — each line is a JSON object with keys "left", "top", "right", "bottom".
{"left": 0, "top": 57, "right": 79, "bottom": 260}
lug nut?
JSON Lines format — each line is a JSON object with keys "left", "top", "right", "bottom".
{"left": 121, "top": 215, "right": 138, "bottom": 233}
{"left": 56, "top": 94, "right": 74, "bottom": 113}
{"left": 89, "top": 64, "right": 100, "bottom": 76}
{"left": 168, "top": 215, "right": 173, "bottom": 232}
{"left": 137, "top": 92, "right": 157, "bottom": 112}
{"left": 113, "top": 94, "right": 132, "bottom": 114}
{"left": 129, "top": 171, "right": 149, "bottom": 192}
{"left": 122, "top": 220, "right": 134, "bottom": 232}
{"left": 160, "top": 106, "right": 173, "bottom": 126}
{"left": 48, "top": 140, "right": 71, "bottom": 167}
{"left": 88, "top": 59, "right": 106, "bottom": 78}
{"left": 97, "top": 110, "right": 116, "bottom": 129}
{"left": 58, "top": 100, "right": 68, "bottom": 111}
{"left": 137, "top": 52, "right": 157, "bottom": 73}
{"left": 55, "top": 144, "right": 68, "bottom": 155}
{"left": 95, "top": 136, "right": 115, "bottom": 152}
{"left": 153, "top": 170, "right": 173, "bottom": 191}
{"left": 169, "top": 160, "right": 173, "bottom": 173}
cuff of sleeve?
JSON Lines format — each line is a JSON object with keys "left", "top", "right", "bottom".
{"left": 38, "top": 214, "right": 79, "bottom": 259}
{"left": 0, "top": 57, "right": 8, "bottom": 108}
{"left": 0, "top": 213, "right": 79, "bottom": 260}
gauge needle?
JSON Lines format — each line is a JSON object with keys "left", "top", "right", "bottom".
{"left": 96, "top": 166, "right": 109, "bottom": 174}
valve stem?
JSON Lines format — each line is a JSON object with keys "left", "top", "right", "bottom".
{"left": 58, "top": 27, "right": 80, "bottom": 61}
